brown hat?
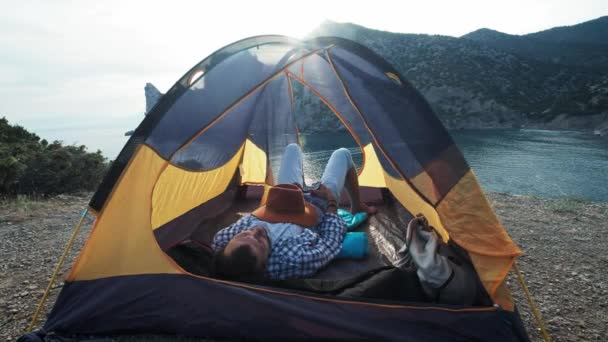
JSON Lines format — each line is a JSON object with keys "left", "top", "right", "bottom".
{"left": 252, "top": 184, "right": 318, "bottom": 227}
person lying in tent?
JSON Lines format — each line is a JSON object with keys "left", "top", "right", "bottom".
{"left": 212, "top": 143, "right": 377, "bottom": 282}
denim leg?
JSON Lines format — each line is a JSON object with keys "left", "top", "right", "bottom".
{"left": 321, "top": 148, "right": 354, "bottom": 202}
{"left": 276, "top": 143, "right": 304, "bottom": 187}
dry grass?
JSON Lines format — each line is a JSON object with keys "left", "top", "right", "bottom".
{"left": 0, "top": 194, "right": 90, "bottom": 223}
{"left": 0, "top": 195, "right": 54, "bottom": 222}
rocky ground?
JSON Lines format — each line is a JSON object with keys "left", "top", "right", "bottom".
{"left": 494, "top": 193, "right": 608, "bottom": 341}
{"left": 1, "top": 192, "right": 607, "bottom": 341}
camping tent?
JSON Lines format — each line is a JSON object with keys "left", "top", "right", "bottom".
{"left": 34, "top": 36, "right": 529, "bottom": 340}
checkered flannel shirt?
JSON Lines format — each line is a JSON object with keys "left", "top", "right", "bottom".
{"left": 212, "top": 213, "right": 347, "bottom": 280}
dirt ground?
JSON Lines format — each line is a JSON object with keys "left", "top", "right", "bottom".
{"left": 1, "top": 192, "right": 606, "bottom": 341}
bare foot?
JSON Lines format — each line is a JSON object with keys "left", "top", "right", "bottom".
{"left": 355, "top": 202, "right": 378, "bottom": 215}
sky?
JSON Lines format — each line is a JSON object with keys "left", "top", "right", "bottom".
{"left": 1, "top": 0, "right": 607, "bottom": 158}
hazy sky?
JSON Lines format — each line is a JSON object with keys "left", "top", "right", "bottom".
{"left": 1, "top": 0, "right": 607, "bottom": 157}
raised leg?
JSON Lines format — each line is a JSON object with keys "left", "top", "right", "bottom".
{"left": 276, "top": 143, "right": 304, "bottom": 188}
{"left": 321, "top": 148, "right": 376, "bottom": 214}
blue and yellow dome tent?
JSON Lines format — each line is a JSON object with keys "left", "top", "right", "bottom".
{"left": 31, "top": 36, "right": 532, "bottom": 340}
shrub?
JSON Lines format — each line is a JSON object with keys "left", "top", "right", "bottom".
{"left": 0, "top": 117, "right": 108, "bottom": 196}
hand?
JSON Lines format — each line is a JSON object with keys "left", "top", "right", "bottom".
{"left": 311, "top": 184, "right": 337, "bottom": 202}
{"left": 405, "top": 214, "right": 452, "bottom": 288}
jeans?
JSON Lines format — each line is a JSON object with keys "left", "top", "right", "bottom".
{"left": 276, "top": 144, "right": 354, "bottom": 218}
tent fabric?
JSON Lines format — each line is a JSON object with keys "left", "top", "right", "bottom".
{"left": 67, "top": 145, "right": 180, "bottom": 281}
{"left": 151, "top": 143, "right": 244, "bottom": 228}
{"left": 45, "top": 274, "right": 524, "bottom": 341}
{"left": 42, "top": 35, "right": 527, "bottom": 340}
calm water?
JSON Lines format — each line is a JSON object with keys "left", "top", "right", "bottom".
{"left": 32, "top": 123, "right": 608, "bottom": 202}
{"left": 452, "top": 129, "right": 608, "bottom": 202}
{"left": 298, "top": 130, "right": 608, "bottom": 202}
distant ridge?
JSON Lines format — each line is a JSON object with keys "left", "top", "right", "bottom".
{"left": 308, "top": 17, "right": 608, "bottom": 131}
{"left": 461, "top": 28, "right": 509, "bottom": 41}
{"left": 461, "top": 17, "right": 608, "bottom": 68}
{"left": 525, "top": 15, "right": 608, "bottom": 45}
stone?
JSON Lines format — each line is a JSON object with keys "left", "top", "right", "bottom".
{"left": 145, "top": 83, "right": 163, "bottom": 114}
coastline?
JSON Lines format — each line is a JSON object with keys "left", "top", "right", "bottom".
{"left": 1, "top": 192, "right": 606, "bottom": 341}
{"left": 444, "top": 118, "right": 608, "bottom": 135}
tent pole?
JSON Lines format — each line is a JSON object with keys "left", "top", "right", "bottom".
{"left": 513, "top": 261, "right": 551, "bottom": 341}
{"left": 26, "top": 208, "right": 89, "bottom": 332}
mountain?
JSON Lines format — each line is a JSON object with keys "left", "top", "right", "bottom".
{"left": 308, "top": 19, "right": 608, "bottom": 132}
{"left": 462, "top": 18, "right": 608, "bottom": 68}
{"left": 525, "top": 16, "right": 608, "bottom": 46}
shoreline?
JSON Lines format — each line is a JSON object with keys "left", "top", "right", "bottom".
{"left": 301, "top": 126, "right": 607, "bottom": 134}
{"left": 1, "top": 192, "right": 607, "bottom": 341}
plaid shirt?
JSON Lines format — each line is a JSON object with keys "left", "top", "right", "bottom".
{"left": 212, "top": 213, "right": 347, "bottom": 280}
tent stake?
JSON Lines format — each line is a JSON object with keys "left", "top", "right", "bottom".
{"left": 513, "top": 261, "right": 551, "bottom": 341}
{"left": 26, "top": 208, "right": 89, "bottom": 332}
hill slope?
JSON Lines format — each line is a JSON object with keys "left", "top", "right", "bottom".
{"left": 462, "top": 27, "right": 608, "bottom": 68}
{"left": 526, "top": 16, "right": 608, "bottom": 45}
{"left": 309, "top": 19, "right": 608, "bottom": 131}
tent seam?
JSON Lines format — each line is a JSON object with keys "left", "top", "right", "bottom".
{"left": 285, "top": 72, "right": 302, "bottom": 147}
{"left": 167, "top": 48, "right": 327, "bottom": 162}
{"left": 286, "top": 71, "right": 367, "bottom": 178}
{"left": 324, "top": 48, "right": 435, "bottom": 207}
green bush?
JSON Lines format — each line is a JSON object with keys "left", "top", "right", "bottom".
{"left": 0, "top": 117, "right": 108, "bottom": 196}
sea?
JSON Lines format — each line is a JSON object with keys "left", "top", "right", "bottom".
{"left": 298, "top": 130, "right": 608, "bottom": 202}
{"left": 31, "top": 123, "right": 608, "bottom": 202}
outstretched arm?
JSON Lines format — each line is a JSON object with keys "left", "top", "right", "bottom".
{"left": 268, "top": 212, "right": 347, "bottom": 280}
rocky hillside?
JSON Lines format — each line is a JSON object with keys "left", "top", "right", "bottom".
{"left": 309, "top": 18, "right": 608, "bottom": 131}
{"left": 462, "top": 17, "right": 608, "bottom": 68}
{"left": 526, "top": 16, "right": 608, "bottom": 46}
